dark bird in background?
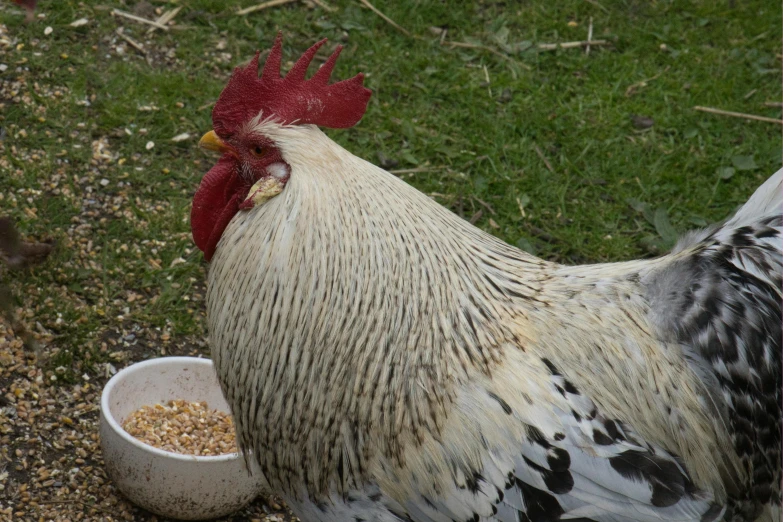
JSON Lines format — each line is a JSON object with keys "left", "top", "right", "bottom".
{"left": 11, "top": 0, "right": 37, "bottom": 22}
{"left": 0, "top": 216, "right": 54, "bottom": 270}
{"left": 0, "top": 216, "right": 54, "bottom": 354}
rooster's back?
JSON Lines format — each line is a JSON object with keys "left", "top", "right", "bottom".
{"left": 644, "top": 169, "right": 782, "bottom": 520}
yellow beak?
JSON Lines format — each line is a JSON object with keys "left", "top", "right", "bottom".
{"left": 198, "top": 130, "right": 231, "bottom": 154}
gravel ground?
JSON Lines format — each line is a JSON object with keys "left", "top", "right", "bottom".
{"left": 0, "top": 5, "right": 297, "bottom": 520}
{"left": 0, "top": 317, "right": 300, "bottom": 521}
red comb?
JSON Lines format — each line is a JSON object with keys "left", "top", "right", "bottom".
{"left": 212, "top": 32, "right": 372, "bottom": 137}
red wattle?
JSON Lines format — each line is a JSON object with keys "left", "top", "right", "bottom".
{"left": 191, "top": 155, "right": 244, "bottom": 261}
{"left": 204, "top": 194, "right": 242, "bottom": 261}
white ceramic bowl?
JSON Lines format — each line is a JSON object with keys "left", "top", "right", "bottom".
{"left": 100, "top": 356, "right": 268, "bottom": 520}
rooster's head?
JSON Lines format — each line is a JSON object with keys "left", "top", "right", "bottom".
{"left": 192, "top": 33, "right": 372, "bottom": 261}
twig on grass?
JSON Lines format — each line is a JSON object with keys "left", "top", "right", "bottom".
{"left": 116, "top": 28, "right": 146, "bottom": 55}
{"left": 237, "top": 0, "right": 297, "bottom": 16}
{"left": 442, "top": 41, "right": 532, "bottom": 69}
{"left": 538, "top": 39, "right": 608, "bottom": 51}
{"left": 693, "top": 106, "right": 783, "bottom": 125}
{"left": 111, "top": 9, "right": 169, "bottom": 31}
{"left": 625, "top": 66, "right": 669, "bottom": 97}
{"left": 146, "top": 6, "right": 182, "bottom": 34}
{"left": 586, "top": 17, "right": 594, "bottom": 55}
{"left": 533, "top": 144, "right": 554, "bottom": 173}
{"left": 525, "top": 223, "right": 558, "bottom": 244}
{"left": 584, "top": 0, "right": 609, "bottom": 13}
{"left": 390, "top": 166, "right": 444, "bottom": 175}
{"left": 311, "top": 0, "right": 336, "bottom": 11}
{"left": 357, "top": 0, "right": 411, "bottom": 37}
{"left": 472, "top": 196, "right": 497, "bottom": 215}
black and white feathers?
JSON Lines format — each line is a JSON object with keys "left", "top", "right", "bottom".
{"left": 644, "top": 169, "right": 782, "bottom": 521}
{"left": 206, "top": 121, "right": 781, "bottom": 522}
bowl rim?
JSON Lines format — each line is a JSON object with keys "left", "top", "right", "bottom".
{"left": 100, "top": 356, "right": 241, "bottom": 463}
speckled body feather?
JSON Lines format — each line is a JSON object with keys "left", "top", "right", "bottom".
{"left": 206, "top": 121, "right": 781, "bottom": 522}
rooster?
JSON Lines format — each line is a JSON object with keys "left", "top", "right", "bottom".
{"left": 192, "top": 34, "right": 782, "bottom": 522}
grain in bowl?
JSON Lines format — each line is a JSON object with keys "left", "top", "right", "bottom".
{"left": 122, "top": 399, "right": 237, "bottom": 456}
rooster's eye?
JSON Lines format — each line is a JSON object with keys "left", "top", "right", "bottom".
{"left": 251, "top": 146, "right": 264, "bottom": 157}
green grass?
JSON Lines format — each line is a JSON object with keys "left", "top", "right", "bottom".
{"left": 0, "top": 0, "right": 780, "bottom": 377}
